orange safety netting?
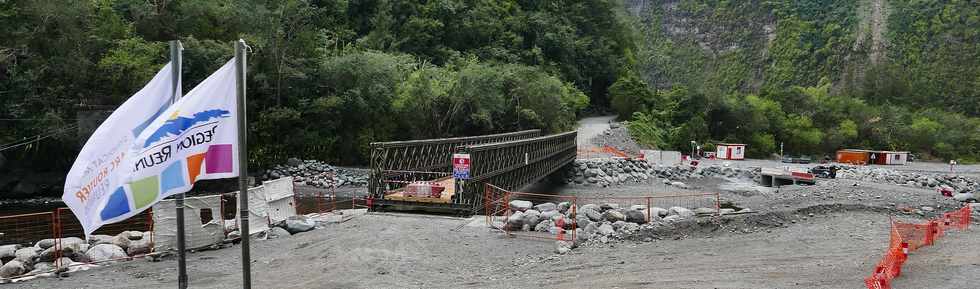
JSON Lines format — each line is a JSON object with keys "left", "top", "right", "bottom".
{"left": 864, "top": 206, "right": 972, "bottom": 289}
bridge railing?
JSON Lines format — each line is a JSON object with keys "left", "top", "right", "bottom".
{"left": 368, "top": 130, "right": 541, "bottom": 198}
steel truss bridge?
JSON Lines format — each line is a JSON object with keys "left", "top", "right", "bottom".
{"left": 368, "top": 130, "right": 577, "bottom": 215}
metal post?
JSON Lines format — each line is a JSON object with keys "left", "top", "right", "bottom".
{"left": 170, "top": 40, "right": 188, "bottom": 289}
{"left": 235, "top": 39, "right": 252, "bottom": 289}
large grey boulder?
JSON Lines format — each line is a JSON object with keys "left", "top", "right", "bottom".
{"left": 507, "top": 211, "right": 526, "bottom": 227}
{"left": 268, "top": 227, "right": 292, "bottom": 238}
{"left": 539, "top": 210, "right": 560, "bottom": 221}
{"left": 53, "top": 257, "right": 73, "bottom": 268}
{"left": 534, "top": 202, "right": 557, "bottom": 212}
{"left": 111, "top": 233, "right": 132, "bottom": 251}
{"left": 29, "top": 262, "right": 52, "bottom": 274}
{"left": 602, "top": 210, "right": 626, "bottom": 223}
{"left": 14, "top": 247, "right": 39, "bottom": 265}
{"left": 38, "top": 239, "right": 87, "bottom": 262}
{"left": 583, "top": 208, "right": 603, "bottom": 222}
{"left": 669, "top": 207, "right": 695, "bottom": 218}
{"left": 0, "top": 244, "right": 21, "bottom": 259}
{"left": 650, "top": 207, "right": 668, "bottom": 217}
{"left": 284, "top": 215, "right": 316, "bottom": 234}
{"left": 0, "top": 260, "right": 26, "bottom": 278}
{"left": 597, "top": 223, "right": 615, "bottom": 236}
{"left": 625, "top": 210, "right": 647, "bottom": 224}
{"left": 522, "top": 210, "right": 542, "bottom": 227}
{"left": 509, "top": 200, "right": 533, "bottom": 212}
{"left": 86, "top": 244, "right": 128, "bottom": 263}
{"left": 557, "top": 202, "right": 571, "bottom": 213}
{"left": 126, "top": 238, "right": 152, "bottom": 256}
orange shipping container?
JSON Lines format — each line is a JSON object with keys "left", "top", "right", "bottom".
{"left": 837, "top": 150, "right": 870, "bottom": 165}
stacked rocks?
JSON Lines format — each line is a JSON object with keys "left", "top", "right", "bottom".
{"left": 505, "top": 200, "right": 732, "bottom": 250}
{"left": 837, "top": 166, "right": 979, "bottom": 196}
{"left": 567, "top": 159, "right": 761, "bottom": 187}
{"left": 0, "top": 231, "right": 152, "bottom": 278}
{"left": 263, "top": 158, "right": 369, "bottom": 188}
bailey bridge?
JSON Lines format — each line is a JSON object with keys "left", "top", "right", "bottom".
{"left": 368, "top": 130, "right": 577, "bottom": 215}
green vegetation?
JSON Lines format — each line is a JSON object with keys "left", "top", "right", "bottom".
{"left": 0, "top": 0, "right": 630, "bottom": 169}
{"left": 622, "top": 0, "right": 980, "bottom": 162}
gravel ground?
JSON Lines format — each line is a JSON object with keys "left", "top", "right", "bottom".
{"left": 8, "top": 159, "right": 979, "bottom": 287}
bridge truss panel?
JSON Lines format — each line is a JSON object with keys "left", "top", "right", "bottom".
{"left": 368, "top": 130, "right": 541, "bottom": 197}
{"left": 457, "top": 131, "right": 577, "bottom": 211}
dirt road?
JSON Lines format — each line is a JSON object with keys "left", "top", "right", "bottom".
{"left": 576, "top": 116, "right": 616, "bottom": 150}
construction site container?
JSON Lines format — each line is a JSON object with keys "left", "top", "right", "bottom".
{"left": 716, "top": 144, "right": 746, "bottom": 160}
{"left": 837, "top": 150, "right": 869, "bottom": 164}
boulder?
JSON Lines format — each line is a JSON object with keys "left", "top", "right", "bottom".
{"left": 88, "top": 235, "right": 114, "bottom": 246}
{"left": 579, "top": 204, "right": 599, "bottom": 212}
{"left": 268, "top": 227, "right": 292, "bottom": 238}
{"left": 602, "top": 210, "right": 626, "bottom": 223}
{"left": 0, "top": 244, "right": 20, "bottom": 260}
{"left": 124, "top": 231, "right": 144, "bottom": 240}
{"left": 0, "top": 260, "right": 26, "bottom": 278}
{"left": 86, "top": 244, "right": 128, "bottom": 263}
{"left": 625, "top": 210, "right": 647, "bottom": 224}
{"left": 650, "top": 207, "right": 668, "bottom": 217}
{"left": 30, "top": 262, "right": 52, "bottom": 274}
{"left": 111, "top": 234, "right": 132, "bottom": 251}
{"left": 629, "top": 205, "right": 646, "bottom": 211}
{"left": 534, "top": 202, "right": 557, "bottom": 212}
{"left": 126, "top": 238, "right": 152, "bottom": 256}
{"left": 38, "top": 239, "right": 87, "bottom": 262}
{"left": 507, "top": 211, "right": 526, "bottom": 227}
{"left": 284, "top": 215, "right": 316, "bottom": 234}
{"left": 35, "top": 239, "right": 56, "bottom": 250}
{"left": 576, "top": 215, "right": 591, "bottom": 230}
{"left": 663, "top": 215, "right": 681, "bottom": 222}
{"left": 508, "top": 200, "right": 533, "bottom": 212}
{"left": 522, "top": 210, "right": 542, "bottom": 227}
{"left": 540, "top": 210, "right": 561, "bottom": 221}
{"left": 970, "top": 203, "right": 980, "bottom": 212}
{"left": 582, "top": 208, "right": 603, "bottom": 222}
{"left": 670, "top": 181, "right": 689, "bottom": 189}
{"left": 14, "top": 247, "right": 38, "bottom": 265}
{"left": 611, "top": 221, "right": 627, "bottom": 231}
{"left": 668, "top": 207, "right": 695, "bottom": 218}
{"left": 720, "top": 208, "right": 736, "bottom": 215}
{"left": 597, "top": 223, "right": 615, "bottom": 236}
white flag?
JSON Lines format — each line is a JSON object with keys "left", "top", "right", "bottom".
{"left": 89, "top": 59, "right": 239, "bottom": 235}
{"left": 64, "top": 63, "right": 179, "bottom": 235}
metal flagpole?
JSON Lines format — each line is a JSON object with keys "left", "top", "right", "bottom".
{"left": 235, "top": 39, "right": 252, "bottom": 289}
{"left": 169, "top": 40, "right": 189, "bottom": 289}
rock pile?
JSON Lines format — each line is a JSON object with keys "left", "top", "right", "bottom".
{"left": 0, "top": 230, "right": 152, "bottom": 278}
{"left": 567, "top": 159, "right": 760, "bottom": 187}
{"left": 837, "top": 166, "right": 979, "bottom": 197}
{"left": 263, "top": 158, "right": 368, "bottom": 188}
{"left": 504, "top": 199, "right": 744, "bottom": 252}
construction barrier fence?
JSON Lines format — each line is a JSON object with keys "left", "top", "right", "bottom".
{"left": 864, "top": 206, "right": 972, "bottom": 289}
{"left": 483, "top": 183, "right": 721, "bottom": 242}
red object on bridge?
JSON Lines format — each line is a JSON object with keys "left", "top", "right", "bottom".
{"left": 404, "top": 182, "right": 446, "bottom": 198}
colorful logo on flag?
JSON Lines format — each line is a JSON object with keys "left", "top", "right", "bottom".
{"left": 99, "top": 143, "right": 234, "bottom": 221}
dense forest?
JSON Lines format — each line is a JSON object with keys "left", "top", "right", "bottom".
{"left": 0, "top": 0, "right": 627, "bottom": 179}
{"left": 1, "top": 0, "right": 979, "bottom": 197}
{"left": 620, "top": 0, "right": 979, "bottom": 161}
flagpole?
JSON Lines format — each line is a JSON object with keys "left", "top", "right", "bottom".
{"left": 169, "top": 40, "right": 189, "bottom": 289}
{"left": 235, "top": 39, "right": 252, "bottom": 289}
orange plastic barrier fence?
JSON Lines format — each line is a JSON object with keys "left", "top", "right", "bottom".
{"left": 865, "top": 206, "right": 972, "bottom": 289}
